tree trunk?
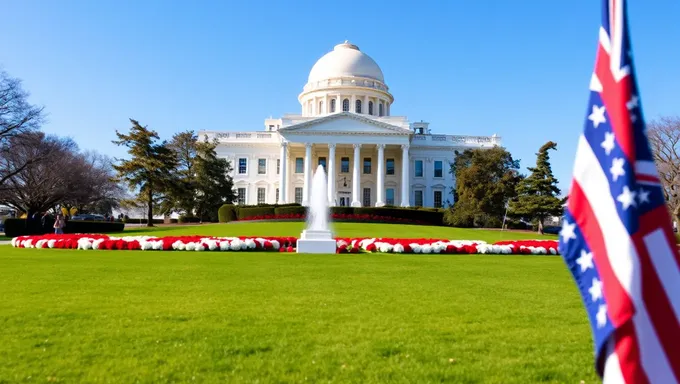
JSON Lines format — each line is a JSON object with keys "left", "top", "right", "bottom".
{"left": 537, "top": 219, "right": 544, "bottom": 235}
{"left": 147, "top": 188, "right": 154, "bottom": 227}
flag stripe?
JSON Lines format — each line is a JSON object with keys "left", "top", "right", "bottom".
{"left": 569, "top": 136, "right": 676, "bottom": 381}
{"left": 642, "top": 229, "right": 680, "bottom": 321}
{"left": 613, "top": 322, "right": 649, "bottom": 384}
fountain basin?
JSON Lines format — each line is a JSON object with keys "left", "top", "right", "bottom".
{"left": 296, "top": 230, "right": 337, "bottom": 254}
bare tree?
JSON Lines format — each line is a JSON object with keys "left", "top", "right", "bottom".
{"left": 0, "top": 132, "right": 121, "bottom": 216}
{"left": 648, "top": 116, "right": 680, "bottom": 223}
{"left": 0, "top": 70, "right": 46, "bottom": 187}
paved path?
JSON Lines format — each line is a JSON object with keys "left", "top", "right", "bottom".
{"left": 0, "top": 240, "right": 11, "bottom": 245}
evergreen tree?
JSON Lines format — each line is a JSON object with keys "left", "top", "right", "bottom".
{"left": 165, "top": 131, "right": 199, "bottom": 215}
{"left": 165, "top": 131, "right": 235, "bottom": 221}
{"left": 510, "top": 141, "right": 563, "bottom": 234}
{"left": 193, "top": 135, "right": 235, "bottom": 221}
{"left": 448, "top": 146, "right": 522, "bottom": 228}
{"left": 112, "top": 119, "right": 177, "bottom": 226}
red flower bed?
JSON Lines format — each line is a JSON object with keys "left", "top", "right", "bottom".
{"left": 11, "top": 235, "right": 560, "bottom": 255}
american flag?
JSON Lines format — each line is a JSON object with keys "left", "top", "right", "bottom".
{"left": 559, "top": 0, "right": 680, "bottom": 382}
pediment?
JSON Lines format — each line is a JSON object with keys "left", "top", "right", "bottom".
{"left": 279, "top": 112, "right": 410, "bottom": 136}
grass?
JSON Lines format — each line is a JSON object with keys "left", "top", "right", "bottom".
{"left": 120, "top": 222, "right": 558, "bottom": 243}
{"left": 0, "top": 223, "right": 597, "bottom": 383}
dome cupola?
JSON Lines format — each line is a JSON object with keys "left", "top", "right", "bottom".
{"left": 299, "top": 41, "right": 394, "bottom": 118}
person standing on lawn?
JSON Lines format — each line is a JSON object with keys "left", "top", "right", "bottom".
{"left": 53, "top": 214, "right": 65, "bottom": 234}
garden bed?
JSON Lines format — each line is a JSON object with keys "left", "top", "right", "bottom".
{"left": 11, "top": 234, "right": 559, "bottom": 255}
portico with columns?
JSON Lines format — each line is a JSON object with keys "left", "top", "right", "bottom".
{"left": 276, "top": 112, "right": 411, "bottom": 207}
{"left": 198, "top": 40, "right": 500, "bottom": 209}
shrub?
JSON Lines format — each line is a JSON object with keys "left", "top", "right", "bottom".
{"left": 443, "top": 209, "right": 474, "bottom": 228}
{"left": 178, "top": 215, "right": 201, "bottom": 223}
{"left": 237, "top": 206, "right": 276, "bottom": 220}
{"left": 330, "top": 207, "right": 354, "bottom": 215}
{"left": 4, "top": 218, "right": 124, "bottom": 237}
{"left": 274, "top": 206, "right": 307, "bottom": 216}
{"left": 218, "top": 204, "right": 238, "bottom": 223}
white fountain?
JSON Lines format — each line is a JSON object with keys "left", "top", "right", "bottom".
{"left": 297, "top": 164, "right": 336, "bottom": 254}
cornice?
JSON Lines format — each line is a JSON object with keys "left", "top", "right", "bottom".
{"left": 280, "top": 112, "right": 410, "bottom": 134}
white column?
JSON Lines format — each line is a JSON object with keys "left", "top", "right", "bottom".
{"left": 376, "top": 144, "right": 385, "bottom": 207}
{"left": 324, "top": 95, "right": 329, "bottom": 115}
{"left": 336, "top": 95, "right": 341, "bottom": 112}
{"left": 364, "top": 95, "right": 368, "bottom": 114}
{"left": 327, "top": 144, "right": 336, "bottom": 205}
{"left": 400, "top": 144, "right": 410, "bottom": 207}
{"left": 351, "top": 143, "right": 362, "bottom": 207}
{"left": 278, "top": 142, "right": 288, "bottom": 204}
{"left": 351, "top": 95, "right": 356, "bottom": 113}
{"left": 303, "top": 143, "right": 312, "bottom": 206}
{"left": 311, "top": 98, "right": 316, "bottom": 116}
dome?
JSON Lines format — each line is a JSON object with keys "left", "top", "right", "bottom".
{"left": 307, "top": 41, "right": 385, "bottom": 84}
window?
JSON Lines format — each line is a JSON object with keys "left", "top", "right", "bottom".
{"left": 434, "top": 161, "right": 443, "bottom": 178}
{"left": 341, "top": 157, "right": 350, "bottom": 173}
{"left": 379, "top": 103, "right": 384, "bottom": 116}
{"left": 257, "top": 188, "right": 266, "bottom": 204}
{"left": 342, "top": 98, "right": 349, "bottom": 112}
{"left": 368, "top": 101, "right": 373, "bottom": 115}
{"left": 318, "top": 157, "right": 326, "bottom": 170}
{"left": 295, "top": 157, "right": 303, "bottom": 173}
{"left": 363, "top": 157, "right": 372, "bottom": 174}
{"left": 355, "top": 99, "right": 362, "bottom": 113}
{"left": 294, "top": 187, "right": 303, "bottom": 204}
{"left": 268, "top": 125, "right": 274, "bottom": 131}
{"left": 275, "top": 188, "right": 279, "bottom": 203}
{"left": 386, "top": 188, "right": 395, "bottom": 205}
{"left": 434, "top": 191, "right": 443, "bottom": 208}
{"left": 363, "top": 188, "right": 371, "bottom": 207}
{"left": 238, "top": 158, "right": 247, "bottom": 174}
{"left": 330, "top": 99, "right": 336, "bottom": 113}
{"left": 277, "top": 159, "right": 280, "bottom": 175}
{"left": 258, "top": 158, "right": 266, "bottom": 174}
{"left": 237, "top": 188, "right": 246, "bottom": 204}
{"left": 415, "top": 127, "right": 424, "bottom": 134}
{"left": 415, "top": 160, "right": 423, "bottom": 177}
{"left": 386, "top": 159, "right": 395, "bottom": 175}
{"left": 414, "top": 190, "right": 423, "bottom": 207}
{"left": 319, "top": 101, "right": 324, "bottom": 114}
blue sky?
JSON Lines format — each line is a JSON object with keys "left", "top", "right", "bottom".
{"left": 2, "top": 0, "right": 679, "bottom": 194}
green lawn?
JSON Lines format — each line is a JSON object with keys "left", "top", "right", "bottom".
{"left": 121, "top": 222, "right": 558, "bottom": 243}
{"left": 0, "top": 223, "right": 596, "bottom": 383}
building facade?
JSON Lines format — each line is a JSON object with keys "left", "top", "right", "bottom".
{"left": 198, "top": 41, "right": 500, "bottom": 208}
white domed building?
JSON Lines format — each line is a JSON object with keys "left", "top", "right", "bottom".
{"left": 199, "top": 41, "right": 500, "bottom": 208}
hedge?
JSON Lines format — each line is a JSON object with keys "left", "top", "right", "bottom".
{"left": 274, "top": 206, "right": 306, "bottom": 216}
{"left": 237, "top": 206, "right": 276, "bottom": 220}
{"left": 4, "top": 218, "right": 125, "bottom": 238}
{"left": 232, "top": 206, "right": 445, "bottom": 226}
{"left": 218, "top": 204, "right": 238, "bottom": 223}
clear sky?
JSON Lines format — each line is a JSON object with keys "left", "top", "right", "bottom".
{"left": 2, "top": 0, "right": 679, "bottom": 194}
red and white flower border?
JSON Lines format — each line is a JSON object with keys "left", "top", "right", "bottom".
{"left": 10, "top": 234, "right": 560, "bottom": 255}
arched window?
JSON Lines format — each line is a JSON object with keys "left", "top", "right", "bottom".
{"left": 368, "top": 101, "right": 374, "bottom": 115}
{"left": 342, "top": 98, "right": 349, "bottom": 112}
{"left": 355, "top": 99, "right": 362, "bottom": 113}
{"left": 379, "top": 103, "right": 384, "bottom": 117}
{"left": 330, "top": 99, "right": 336, "bottom": 113}
{"left": 319, "top": 101, "right": 324, "bottom": 114}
